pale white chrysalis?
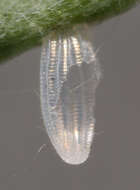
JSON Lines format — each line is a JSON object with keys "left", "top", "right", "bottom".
{"left": 40, "top": 26, "right": 101, "bottom": 165}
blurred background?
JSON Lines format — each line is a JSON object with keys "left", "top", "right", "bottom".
{"left": 0, "top": 4, "right": 139, "bottom": 190}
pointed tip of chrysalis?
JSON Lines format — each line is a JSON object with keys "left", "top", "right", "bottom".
{"left": 59, "top": 151, "right": 90, "bottom": 165}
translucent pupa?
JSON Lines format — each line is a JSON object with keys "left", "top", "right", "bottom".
{"left": 40, "top": 26, "right": 101, "bottom": 165}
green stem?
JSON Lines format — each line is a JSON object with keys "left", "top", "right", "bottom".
{"left": 0, "top": 0, "right": 139, "bottom": 62}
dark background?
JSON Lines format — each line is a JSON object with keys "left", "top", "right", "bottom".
{"left": 0, "top": 4, "right": 139, "bottom": 190}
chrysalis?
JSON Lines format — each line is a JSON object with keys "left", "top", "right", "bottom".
{"left": 40, "top": 26, "right": 101, "bottom": 165}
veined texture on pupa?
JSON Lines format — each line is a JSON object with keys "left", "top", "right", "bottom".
{"left": 40, "top": 32, "right": 101, "bottom": 164}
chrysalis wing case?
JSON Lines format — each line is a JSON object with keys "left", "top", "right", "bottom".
{"left": 40, "top": 26, "right": 101, "bottom": 165}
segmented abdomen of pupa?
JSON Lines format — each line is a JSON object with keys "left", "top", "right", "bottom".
{"left": 40, "top": 32, "right": 101, "bottom": 165}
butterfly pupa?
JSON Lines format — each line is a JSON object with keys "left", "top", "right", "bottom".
{"left": 40, "top": 27, "right": 101, "bottom": 165}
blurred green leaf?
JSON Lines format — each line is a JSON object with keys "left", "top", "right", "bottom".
{"left": 0, "top": 0, "right": 139, "bottom": 62}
